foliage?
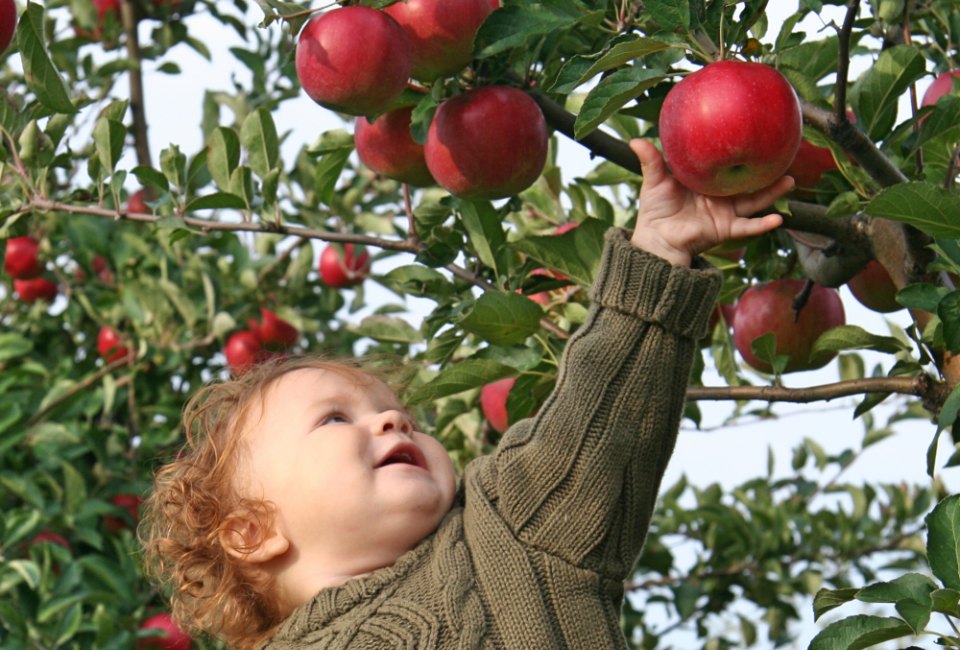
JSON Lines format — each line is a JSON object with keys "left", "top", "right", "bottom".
{"left": 1, "top": 0, "right": 960, "bottom": 647}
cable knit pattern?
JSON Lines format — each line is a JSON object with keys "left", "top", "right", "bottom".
{"left": 262, "top": 228, "right": 721, "bottom": 649}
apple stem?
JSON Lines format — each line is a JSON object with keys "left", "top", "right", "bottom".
{"left": 790, "top": 280, "right": 814, "bottom": 323}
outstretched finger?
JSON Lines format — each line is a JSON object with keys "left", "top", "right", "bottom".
{"left": 629, "top": 139, "right": 669, "bottom": 188}
{"left": 731, "top": 176, "right": 795, "bottom": 217}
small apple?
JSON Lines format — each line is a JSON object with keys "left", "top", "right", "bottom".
{"left": 921, "top": 70, "right": 960, "bottom": 109}
{"left": 251, "top": 308, "right": 299, "bottom": 349}
{"left": 355, "top": 106, "right": 435, "bottom": 187}
{"left": 104, "top": 493, "right": 143, "bottom": 533}
{"left": 30, "top": 531, "right": 72, "bottom": 551}
{"left": 4, "top": 235, "right": 42, "bottom": 278}
{"left": 137, "top": 612, "right": 192, "bottom": 650}
{"left": 97, "top": 325, "right": 129, "bottom": 362}
{"left": 846, "top": 260, "right": 903, "bottom": 313}
{"left": 425, "top": 85, "right": 549, "bottom": 200}
{"left": 0, "top": 0, "right": 17, "bottom": 54}
{"left": 127, "top": 189, "right": 153, "bottom": 214}
{"left": 480, "top": 376, "right": 515, "bottom": 434}
{"left": 383, "top": 0, "right": 494, "bottom": 82}
{"left": 224, "top": 329, "right": 263, "bottom": 376}
{"left": 14, "top": 277, "right": 57, "bottom": 303}
{"left": 659, "top": 60, "right": 802, "bottom": 197}
{"left": 318, "top": 243, "right": 371, "bottom": 288}
{"left": 295, "top": 7, "right": 411, "bottom": 116}
{"left": 732, "top": 278, "right": 845, "bottom": 374}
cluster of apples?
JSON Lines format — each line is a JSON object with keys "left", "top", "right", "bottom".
{"left": 223, "top": 307, "right": 300, "bottom": 376}
{"left": 295, "top": 1, "right": 549, "bottom": 201}
{"left": 4, "top": 236, "right": 59, "bottom": 304}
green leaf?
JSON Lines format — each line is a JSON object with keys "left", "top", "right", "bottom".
{"left": 813, "top": 588, "right": 860, "bottom": 621}
{"left": 16, "top": 3, "right": 76, "bottom": 114}
{"left": 459, "top": 200, "right": 505, "bottom": 276}
{"left": 750, "top": 332, "right": 790, "bottom": 375}
{"left": 644, "top": 0, "right": 691, "bottom": 33}
{"left": 808, "top": 614, "right": 913, "bottom": 650}
{"left": 810, "top": 325, "right": 909, "bottom": 357}
{"left": 574, "top": 66, "right": 666, "bottom": 140}
{"left": 0, "top": 333, "right": 33, "bottom": 361}
{"left": 512, "top": 218, "right": 607, "bottom": 286}
{"left": 61, "top": 462, "right": 87, "bottom": 516}
{"left": 406, "top": 359, "right": 518, "bottom": 404}
{"left": 926, "top": 494, "right": 960, "bottom": 590}
{"left": 548, "top": 36, "right": 672, "bottom": 93}
{"left": 867, "top": 181, "right": 960, "bottom": 239}
{"left": 474, "top": 1, "right": 592, "bottom": 58}
{"left": 849, "top": 45, "right": 927, "bottom": 141}
{"left": 315, "top": 147, "right": 352, "bottom": 207}
{"left": 856, "top": 574, "right": 935, "bottom": 633}
{"left": 931, "top": 588, "right": 960, "bottom": 615}
{"left": 93, "top": 118, "right": 126, "bottom": 174}
{"left": 208, "top": 127, "right": 241, "bottom": 192}
{"left": 896, "top": 282, "right": 949, "bottom": 312}
{"left": 240, "top": 107, "right": 279, "bottom": 178}
{"left": 379, "top": 265, "right": 452, "bottom": 298}
{"left": 354, "top": 315, "right": 423, "bottom": 343}
{"left": 130, "top": 165, "right": 170, "bottom": 192}
{"left": 185, "top": 192, "right": 247, "bottom": 211}
{"left": 458, "top": 291, "right": 543, "bottom": 346}
{"left": 939, "top": 291, "right": 960, "bottom": 353}
{"left": 160, "top": 144, "right": 187, "bottom": 190}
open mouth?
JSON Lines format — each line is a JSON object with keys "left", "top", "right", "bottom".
{"left": 377, "top": 444, "right": 426, "bottom": 470}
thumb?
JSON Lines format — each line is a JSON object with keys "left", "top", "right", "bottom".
{"left": 629, "top": 139, "right": 668, "bottom": 187}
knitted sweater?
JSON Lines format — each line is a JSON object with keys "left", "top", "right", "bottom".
{"left": 263, "top": 228, "right": 721, "bottom": 649}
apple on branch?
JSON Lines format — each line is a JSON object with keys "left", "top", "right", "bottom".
{"left": 921, "top": 70, "right": 960, "bottom": 110}
{"left": 846, "top": 260, "right": 904, "bottom": 313}
{"left": 425, "top": 85, "right": 549, "bottom": 200}
{"left": 659, "top": 60, "right": 802, "bottom": 197}
{"left": 355, "top": 106, "right": 436, "bottom": 187}
{"left": 384, "top": 0, "right": 495, "bottom": 82}
{"left": 136, "top": 612, "right": 192, "bottom": 650}
{"left": 14, "top": 277, "right": 58, "bottom": 303}
{"left": 480, "top": 376, "right": 516, "bottom": 434}
{"left": 4, "top": 235, "right": 43, "bottom": 278}
{"left": 224, "top": 329, "right": 264, "bottom": 376}
{"left": 318, "top": 243, "right": 371, "bottom": 289}
{"left": 295, "top": 7, "right": 411, "bottom": 116}
{"left": 0, "top": 0, "right": 16, "bottom": 54}
{"left": 97, "top": 325, "right": 130, "bottom": 363}
{"left": 732, "top": 279, "right": 845, "bottom": 374}
{"left": 249, "top": 307, "right": 299, "bottom": 349}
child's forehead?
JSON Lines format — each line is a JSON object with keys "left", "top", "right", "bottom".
{"left": 271, "top": 366, "right": 400, "bottom": 406}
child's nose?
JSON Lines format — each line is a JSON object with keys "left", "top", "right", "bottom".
{"left": 373, "top": 410, "right": 414, "bottom": 436}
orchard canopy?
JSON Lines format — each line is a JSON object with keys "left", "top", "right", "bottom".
{"left": 3, "top": 0, "right": 960, "bottom": 647}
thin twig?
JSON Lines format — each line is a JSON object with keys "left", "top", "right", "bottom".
{"left": 834, "top": 0, "right": 860, "bottom": 117}
{"left": 26, "top": 354, "right": 134, "bottom": 426}
{"left": 686, "top": 375, "right": 942, "bottom": 408}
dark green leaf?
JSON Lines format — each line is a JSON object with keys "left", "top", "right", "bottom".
{"left": 850, "top": 45, "right": 927, "bottom": 141}
{"left": 185, "top": 192, "right": 247, "bottom": 211}
{"left": 0, "top": 333, "right": 33, "bottom": 362}
{"left": 574, "top": 66, "right": 666, "bottom": 140}
{"left": 406, "top": 359, "right": 517, "bottom": 404}
{"left": 16, "top": 3, "right": 76, "bottom": 114}
{"left": 926, "top": 494, "right": 960, "bottom": 590}
{"left": 208, "top": 127, "right": 241, "bottom": 192}
{"left": 240, "top": 107, "right": 279, "bottom": 178}
{"left": 867, "top": 182, "right": 960, "bottom": 239}
{"left": 93, "top": 118, "right": 125, "bottom": 174}
{"left": 644, "top": 0, "right": 691, "bottom": 33}
{"left": 810, "top": 325, "right": 909, "bottom": 357}
{"left": 896, "top": 282, "right": 950, "bottom": 312}
{"left": 459, "top": 200, "right": 505, "bottom": 276}
{"left": 458, "top": 291, "right": 543, "bottom": 346}
{"left": 354, "top": 315, "right": 422, "bottom": 343}
{"left": 808, "top": 614, "right": 913, "bottom": 650}
{"left": 475, "top": 1, "right": 592, "bottom": 57}
{"left": 512, "top": 218, "right": 607, "bottom": 286}
{"left": 813, "top": 588, "right": 860, "bottom": 621}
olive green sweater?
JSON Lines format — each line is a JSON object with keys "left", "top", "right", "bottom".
{"left": 264, "top": 228, "right": 721, "bottom": 649}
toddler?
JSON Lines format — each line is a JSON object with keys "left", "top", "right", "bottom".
{"left": 141, "top": 140, "right": 790, "bottom": 649}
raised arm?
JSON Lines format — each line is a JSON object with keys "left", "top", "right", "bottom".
{"left": 465, "top": 141, "right": 790, "bottom": 579}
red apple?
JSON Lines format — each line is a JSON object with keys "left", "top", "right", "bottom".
{"left": 480, "top": 376, "right": 515, "bottom": 433}
{"left": 425, "top": 85, "right": 548, "bottom": 200}
{"left": 355, "top": 106, "right": 435, "bottom": 186}
{"left": 74, "top": 0, "right": 120, "bottom": 40}
{"left": 128, "top": 189, "right": 152, "bottom": 214}
{"left": 97, "top": 325, "right": 129, "bottom": 362}
{"left": 732, "top": 279, "right": 845, "bottom": 374}
{"left": 104, "top": 493, "right": 143, "bottom": 533}
{"left": 30, "top": 531, "right": 71, "bottom": 551}
{"left": 659, "top": 60, "right": 802, "bottom": 197}
{"left": 137, "top": 612, "right": 192, "bottom": 650}
{"left": 921, "top": 70, "right": 960, "bottom": 108}
{"left": 0, "top": 0, "right": 16, "bottom": 54}
{"left": 4, "top": 235, "right": 42, "bottom": 278}
{"left": 786, "top": 139, "right": 839, "bottom": 197}
{"left": 847, "top": 260, "right": 903, "bottom": 313}
{"left": 318, "top": 243, "right": 371, "bottom": 288}
{"left": 252, "top": 308, "right": 299, "bottom": 348}
{"left": 14, "top": 277, "right": 57, "bottom": 303}
{"left": 383, "top": 0, "right": 494, "bottom": 82}
{"left": 295, "top": 7, "right": 411, "bottom": 116}
{"left": 224, "top": 329, "right": 263, "bottom": 376}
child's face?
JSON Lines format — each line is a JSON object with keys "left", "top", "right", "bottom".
{"left": 239, "top": 367, "right": 457, "bottom": 577}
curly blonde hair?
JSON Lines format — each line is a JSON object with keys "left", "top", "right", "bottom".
{"left": 140, "top": 355, "right": 401, "bottom": 649}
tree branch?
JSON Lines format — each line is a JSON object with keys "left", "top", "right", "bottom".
{"left": 120, "top": 0, "right": 151, "bottom": 167}
{"left": 834, "top": 0, "right": 860, "bottom": 117}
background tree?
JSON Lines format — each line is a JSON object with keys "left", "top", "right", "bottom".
{"left": 1, "top": 0, "right": 960, "bottom": 647}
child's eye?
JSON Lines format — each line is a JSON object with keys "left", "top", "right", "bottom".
{"left": 320, "top": 413, "right": 348, "bottom": 426}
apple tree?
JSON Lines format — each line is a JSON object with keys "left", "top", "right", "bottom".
{"left": 1, "top": 0, "right": 960, "bottom": 647}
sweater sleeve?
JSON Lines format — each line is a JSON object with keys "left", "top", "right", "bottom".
{"left": 473, "top": 227, "right": 721, "bottom": 580}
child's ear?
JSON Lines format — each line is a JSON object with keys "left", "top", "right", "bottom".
{"left": 219, "top": 512, "right": 289, "bottom": 564}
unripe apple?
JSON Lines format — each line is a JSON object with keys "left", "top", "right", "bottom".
{"left": 252, "top": 308, "right": 299, "bottom": 348}
{"left": 733, "top": 279, "right": 845, "bottom": 374}
{"left": 922, "top": 70, "right": 960, "bottom": 108}
{"left": 137, "top": 612, "right": 192, "bottom": 650}
{"left": 4, "top": 235, "right": 42, "bottom": 278}
{"left": 224, "top": 330, "right": 262, "bottom": 376}
{"left": 295, "top": 7, "right": 411, "bottom": 116}
{"left": 355, "top": 106, "right": 435, "bottom": 186}
{"left": 659, "top": 60, "right": 802, "bottom": 197}
{"left": 97, "top": 325, "right": 129, "bottom": 362}
{"left": 14, "top": 276, "right": 57, "bottom": 303}
{"left": 384, "top": 0, "right": 494, "bottom": 82}
{"left": 480, "top": 376, "right": 515, "bottom": 433}
{"left": 318, "top": 243, "right": 371, "bottom": 288}
{"left": 0, "top": 0, "right": 17, "bottom": 54}
{"left": 425, "top": 85, "right": 548, "bottom": 200}
{"left": 846, "top": 260, "right": 903, "bottom": 313}
{"left": 104, "top": 493, "right": 143, "bottom": 533}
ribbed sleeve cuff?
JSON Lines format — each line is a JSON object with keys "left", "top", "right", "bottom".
{"left": 588, "top": 228, "right": 723, "bottom": 340}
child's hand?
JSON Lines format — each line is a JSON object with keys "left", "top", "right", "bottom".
{"left": 628, "top": 139, "right": 791, "bottom": 266}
